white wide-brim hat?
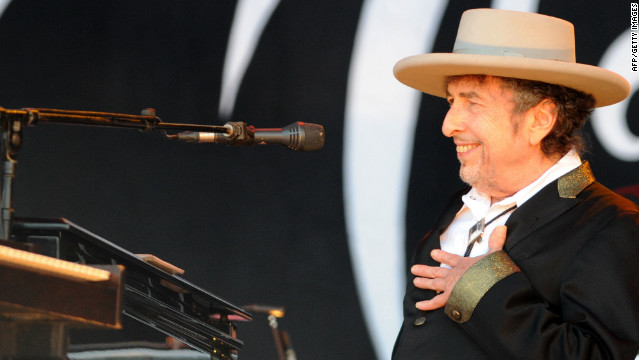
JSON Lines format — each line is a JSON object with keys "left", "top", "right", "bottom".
{"left": 393, "top": 8, "right": 630, "bottom": 107}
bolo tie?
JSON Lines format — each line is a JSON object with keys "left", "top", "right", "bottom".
{"left": 464, "top": 204, "right": 517, "bottom": 257}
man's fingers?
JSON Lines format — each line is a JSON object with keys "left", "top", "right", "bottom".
{"left": 488, "top": 225, "right": 507, "bottom": 252}
{"left": 411, "top": 265, "right": 449, "bottom": 292}
{"left": 413, "top": 276, "right": 447, "bottom": 292}
{"left": 411, "top": 264, "right": 449, "bottom": 278}
{"left": 412, "top": 242, "right": 503, "bottom": 311}
{"left": 431, "top": 249, "right": 462, "bottom": 268}
{"left": 416, "top": 293, "right": 447, "bottom": 311}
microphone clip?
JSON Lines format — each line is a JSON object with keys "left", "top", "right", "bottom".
{"left": 223, "top": 122, "right": 255, "bottom": 146}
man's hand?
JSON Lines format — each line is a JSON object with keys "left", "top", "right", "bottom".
{"left": 411, "top": 225, "right": 508, "bottom": 311}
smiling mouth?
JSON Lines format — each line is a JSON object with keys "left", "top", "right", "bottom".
{"left": 456, "top": 144, "right": 479, "bottom": 153}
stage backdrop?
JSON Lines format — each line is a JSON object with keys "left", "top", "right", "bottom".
{"left": 0, "top": 0, "right": 636, "bottom": 359}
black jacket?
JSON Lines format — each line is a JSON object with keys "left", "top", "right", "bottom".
{"left": 392, "top": 163, "right": 639, "bottom": 359}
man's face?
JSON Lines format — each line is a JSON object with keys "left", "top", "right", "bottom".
{"left": 442, "top": 76, "right": 535, "bottom": 199}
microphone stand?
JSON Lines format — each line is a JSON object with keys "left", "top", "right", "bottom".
{"left": 268, "top": 315, "right": 296, "bottom": 360}
{"left": 0, "top": 107, "right": 240, "bottom": 241}
{"left": 243, "top": 304, "right": 297, "bottom": 360}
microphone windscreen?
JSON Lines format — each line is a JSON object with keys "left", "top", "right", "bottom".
{"left": 285, "top": 122, "right": 324, "bottom": 151}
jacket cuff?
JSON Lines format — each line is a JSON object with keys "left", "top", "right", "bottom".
{"left": 444, "top": 250, "right": 520, "bottom": 323}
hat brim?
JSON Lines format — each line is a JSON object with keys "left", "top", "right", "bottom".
{"left": 393, "top": 53, "right": 630, "bottom": 107}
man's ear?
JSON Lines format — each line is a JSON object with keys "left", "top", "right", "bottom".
{"left": 527, "top": 99, "right": 557, "bottom": 146}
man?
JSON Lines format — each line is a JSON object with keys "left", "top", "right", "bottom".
{"left": 391, "top": 8, "right": 638, "bottom": 359}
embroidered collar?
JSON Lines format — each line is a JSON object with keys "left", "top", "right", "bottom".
{"left": 557, "top": 161, "right": 595, "bottom": 198}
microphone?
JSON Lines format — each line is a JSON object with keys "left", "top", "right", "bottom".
{"left": 174, "top": 122, "right": 324, "bottom": 151}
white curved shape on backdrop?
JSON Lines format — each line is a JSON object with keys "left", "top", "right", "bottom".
{"left": 0, "top": 0, "right": 10, "bottom": 16}
{"left": 218, "top": 0, "right": 280, "bottom": 119}
{"left": 591, "top": 30, "right": 639, "bottom": 161}
{"left": 343, "top": 1, "right": 448, "bottom": 359}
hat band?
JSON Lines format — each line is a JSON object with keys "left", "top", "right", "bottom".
{"left": 452, "top": 41, "right": 575, "bottom": 62}
{"left": 454, "top": 48, "right": 525, "bottom": 57}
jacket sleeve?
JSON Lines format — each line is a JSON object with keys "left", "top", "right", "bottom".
{"left": 444, "top": 210, "right": 639, "bottom": 360}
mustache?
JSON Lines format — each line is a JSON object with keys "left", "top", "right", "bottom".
{"left": 452, "top": 136, "right": 481, "bottom": 143}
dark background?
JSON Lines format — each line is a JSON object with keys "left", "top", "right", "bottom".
{"left": 0, "top": 1, "right": 635, "bottom": 359}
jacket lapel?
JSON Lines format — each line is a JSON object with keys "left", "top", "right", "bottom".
{"left": 416, "top": 189, "right": 467, "bottom": 266}
{"left": 503, "top": 161, "right": 595, "bottom": 252}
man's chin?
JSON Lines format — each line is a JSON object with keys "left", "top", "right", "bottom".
{"left": 459, "top": 167, "right": 476, "bottom": 187}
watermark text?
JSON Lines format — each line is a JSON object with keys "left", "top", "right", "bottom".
{"left": 632, "top": 3, "right": 638, "bottom": 71}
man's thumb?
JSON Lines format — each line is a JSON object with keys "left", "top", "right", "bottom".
{"left": 488, "top": 225, "right": 508, "bottom": 252}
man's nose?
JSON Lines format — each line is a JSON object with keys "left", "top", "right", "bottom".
{"left": 442, "top": 105, "right": 464, "bottom": 137}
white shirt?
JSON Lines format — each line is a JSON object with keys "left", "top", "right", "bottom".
{"left": 439, "top": 150, "right": 582, "bottom": 263}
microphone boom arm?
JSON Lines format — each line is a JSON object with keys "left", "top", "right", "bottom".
{"left": 0, "top": 107, "right": 231, "bottom": 134}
